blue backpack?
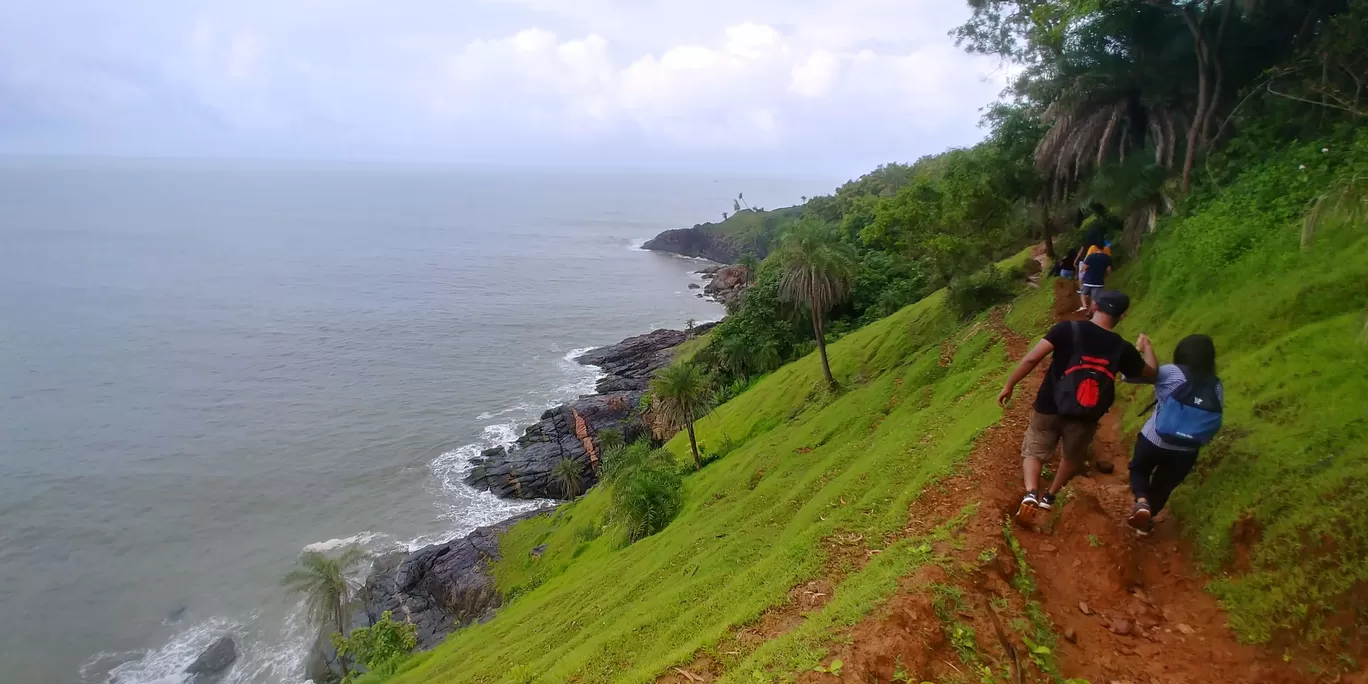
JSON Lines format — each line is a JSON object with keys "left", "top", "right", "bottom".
{"left": 1154, "top": 366, "right": 1224, "bottom": 447}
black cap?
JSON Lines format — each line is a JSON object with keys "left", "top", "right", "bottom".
{"left": 1093, "top": 289, "right": 1130, "bottom": 317}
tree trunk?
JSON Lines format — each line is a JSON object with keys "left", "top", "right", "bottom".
{"left": 684, "top": 411, "right": 701, "bottom": 470}
{"left": 813, "top": 313, "right": 835, "bottom": 388}
{"left": 1041, "top": 201, "right": 1056, "bottom": 258}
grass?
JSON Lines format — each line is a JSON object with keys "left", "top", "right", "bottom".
{"left": 1111, "top": 133, "right": 1368, "bottom": 647}
{"left": 385, "top": 132, "right": 1368, "bottom": 682}
{"left": 386, "top": 252, "right": 1032, "bottom": 684}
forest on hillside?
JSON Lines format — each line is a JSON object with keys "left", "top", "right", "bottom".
{"left": 690, "top": 0, "right": 1365, "bottom": 396}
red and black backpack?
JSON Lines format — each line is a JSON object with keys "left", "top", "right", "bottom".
{"left": 1052, "top": 322, "right": 1121, "bottom": 421}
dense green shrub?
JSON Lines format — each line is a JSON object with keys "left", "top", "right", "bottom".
{"left": 946, "top": 265, "right": 1018, "bottom": 320}
{"left": 604, "top": 442, "right": 684, "bottom": 543}
{"left": 332, "top": 611, "right": 418, "bottom": 683}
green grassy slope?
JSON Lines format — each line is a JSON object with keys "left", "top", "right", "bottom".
{"left": 691, "top": 207, "right": 804, "bottom": 257}
{"left": 384, "top": 133, "right": 1367, "bottom": 684}
{"left": 1110, "top": 133, "right": 1368, "bottom": 647}
{"left": 386, "top": 253, "right": 1035, "bottom": 684}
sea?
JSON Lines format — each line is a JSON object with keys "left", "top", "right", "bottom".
{"left": 0, "top": 160, "right": 834, "bottom": 684}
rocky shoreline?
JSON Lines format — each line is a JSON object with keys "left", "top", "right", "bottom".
{"left": 305, "top": 321, "right": 716, "bottom": 682}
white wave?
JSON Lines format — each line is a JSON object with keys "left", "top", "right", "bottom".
{"left": 90, "top": 604, "right": 316, "bottom": 684}
{"left": 557, "top": 346, "right": 604, "bottom": 398}
{"left": 628, "top": 237, "right": 650, "bottom": 251}
{"left": 418, "top": 422, "right": 551, "bottom": 549}
{"left": 302, "top": 532, "right": 382, "bottom": 554}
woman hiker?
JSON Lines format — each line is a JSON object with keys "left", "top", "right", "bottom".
{"left": 1127, "top": 334, "right": 1225, "bottom": 536}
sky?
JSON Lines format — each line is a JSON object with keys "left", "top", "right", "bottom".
{"left": 0, "top": 0, "right": 1013, "bottom": 176}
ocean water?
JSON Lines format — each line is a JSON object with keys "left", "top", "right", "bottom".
{"left": 0, "top": 161, "right": 832, "bottom": 684}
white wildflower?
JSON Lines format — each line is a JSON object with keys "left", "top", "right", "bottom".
{"left": 1322, "top": 147, "right": 1330, "bottom": 153}
{"left": 1299, "top": 164, "right": 1307, "bottom": 170}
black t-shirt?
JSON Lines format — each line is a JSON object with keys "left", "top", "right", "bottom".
{"left": 1081, "top": 252, "right": 1112, "bottom": 285}
{"left": 1034, "top": 320, "right": 1146, "bottom": 415}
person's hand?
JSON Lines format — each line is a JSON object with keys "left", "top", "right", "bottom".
{"left": 1135, "top": 333, "right": 1152, "bottom": 352}
{"left": 997, "top": 384, "right": 1014, "bottom": 408}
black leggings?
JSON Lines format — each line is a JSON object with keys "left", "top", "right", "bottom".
{"left": 1129, "top": 435, "right": 1198, "bottom": 515}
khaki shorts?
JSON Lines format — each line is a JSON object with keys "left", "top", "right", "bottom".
{"left": 1021, "top": 411, "right": 1098, "bottom": 464}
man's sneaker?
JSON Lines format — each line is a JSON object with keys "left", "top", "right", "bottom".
{"left": 1134, "top": 519, "right": 1155, "bottom": 537}
{"left": 1039, "top": 492, "right": 1056, "bottom": 511}
{"left": 1127, "top": 500, "right": 1153, "bottom": 533}
{"left": 1016, "top": 491, "right": 1040, "bottom": 522}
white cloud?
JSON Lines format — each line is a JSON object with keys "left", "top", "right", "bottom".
{"left": 0, "top": 0, "right": 1009, "bottom": 170}
{"left": 431, "top": 20, "right": 1003, "bottom": 151}
{"left": 789, "top": 50, "right": 838, "bottom": 98}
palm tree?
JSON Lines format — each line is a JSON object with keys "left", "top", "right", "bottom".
{"left": 283, "top": 546, "right": 370, "bottom": 639}
{"left": 551, "top": 457, "right": 585, "bottom": 499}
{"left": 650, "top": 362, "right": 712, "bottom": 470}
{"left": 775, "top": 223, "right": 857, "bottom": 388}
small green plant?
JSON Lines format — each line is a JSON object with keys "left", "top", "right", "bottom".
{"left": 331, "top": 611, "right": 418, "bottom": 683}
{"left": 1087, "top": 534, "right": 1104, "bottom": 548}
{"left": 551, "top": 458, "right": 584, "bottom": 499}
{"left": 811, "top": 658, "right": 843, "bottom": 676}
{"left": 891, "top": 656, "right": 911, "bottom": 682}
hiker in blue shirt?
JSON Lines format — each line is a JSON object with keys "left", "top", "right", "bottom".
{"left": 1077, "top": 244, "right": 1112, "bottom": 313}
{"left": 1127, "top": 334, "right": 1225, "bottom": 536}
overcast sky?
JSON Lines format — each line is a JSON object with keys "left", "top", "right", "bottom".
{"left": 0, "top": 0, "right": 1012, "bottom": 176}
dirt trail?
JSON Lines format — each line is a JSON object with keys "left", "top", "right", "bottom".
{"left": 825, "top": 277, "right": 1313, "bottom": 684}
{"left": 659, "top": 269, "right": 1323, "bottom": 684}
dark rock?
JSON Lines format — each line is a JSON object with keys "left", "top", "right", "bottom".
{"left": 307, "top": 514, "right": 542, "bottom": 683}
{"left": 688, "top": 283, "right": 701, "bottom": 289}
{"left": 467, "top": 324, "right": 716, "bottom": 501}
{"left": 364, "top": 513, "right": 538, "bottom": 649}
{"left": 185, "top": 636, "right": 236, "bottom": 676}
{"left": 643, "top": 227, "right": 749, "bottom": 263}
{"left": 530, "top": 544, "right": 548, "bottom": 558}
{"left": 702, "top": 265, "right": 750, "bottom": 306}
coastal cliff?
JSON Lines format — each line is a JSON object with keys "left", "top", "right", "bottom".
{"left": 641, "top": 227, "right": 744, "bottom": 263}
{"left": 464, "top": 324, "right": 714, "bottom": 500}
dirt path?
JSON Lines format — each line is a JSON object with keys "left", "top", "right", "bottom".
{"left": 822, "top": 277, "right": 1313, "bottom": 684}
{"left": 659, "top": 272, "right": 1320, "bottom": 684}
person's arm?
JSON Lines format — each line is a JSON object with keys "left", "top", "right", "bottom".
{"left": 1131, "top": 334, "right": 1159, "bottom": 383}
{"left": 998, "top": 339, "right": 1054, "bottom": 407}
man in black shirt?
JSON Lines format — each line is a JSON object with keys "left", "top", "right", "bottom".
{"left": 997, "top": 290, "right": 1158, "bottom": 523}
{"left": 1078, "top": 249, "right": 1112, "bottom": 312}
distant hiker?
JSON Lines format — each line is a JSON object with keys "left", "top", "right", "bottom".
{"left": 997, "top": 290, "right": 1158, "bottom": 524}
{"left": 1052, "top": 245, "right": 1080, "bottom": 278}
{"left": 1077, "top": 243, "right": 1113, "bottom": 312}
{"left": 1126, "top": 334, "right": 1224, "bottom": 536}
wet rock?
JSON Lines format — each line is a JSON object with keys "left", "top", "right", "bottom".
{"left": 530, "top": 544, "right": 547, "bottom": 558}
{"left": 643, "top": 226, "right": 752, "bottom": 263}
{"left": 468, "top": 326, "right": 715, "bottom": 500}
{"left": 307, "top": 514, "right": 542, "bottom": 683}
{"left": 701, "top": 264, "right": 751, "bottom": 306}
{"left": 185, "top": 636, "right": 236, "bottom": 676}
{"left": 688, "top": 283, "right": 701, "bottom": 289}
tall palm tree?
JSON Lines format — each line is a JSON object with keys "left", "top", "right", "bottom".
{"left": 282, "top": 546, "right": 370, "bottom": 639}
{"left": 650, "top": 362, "right": 712, "bottom": 470}
{"left": 775, "top": 223, "right": 857, "bottom": 388}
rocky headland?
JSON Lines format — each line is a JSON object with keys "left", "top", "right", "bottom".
{"left": 307, "top": 322, "right": 715, "bottom": 681}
